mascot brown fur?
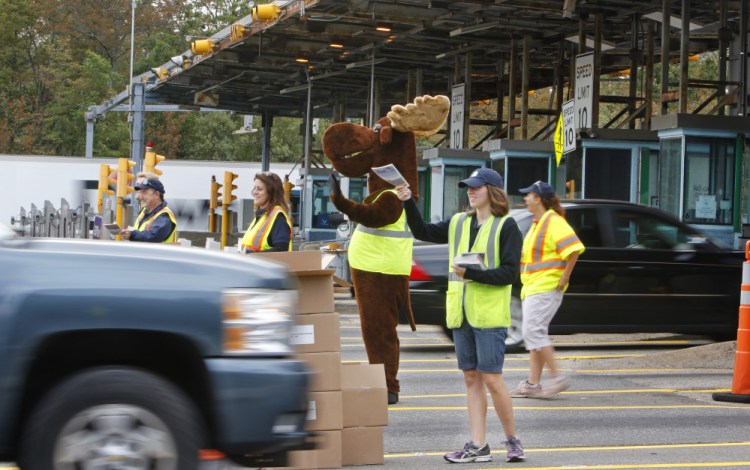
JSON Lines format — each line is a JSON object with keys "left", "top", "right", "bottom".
{"left": 323, "top": 95, "right": 450, "bottom": 404}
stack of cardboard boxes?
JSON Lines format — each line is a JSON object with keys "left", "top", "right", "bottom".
{"left": 256, "top": 251, "right": 387, "bottom": 468}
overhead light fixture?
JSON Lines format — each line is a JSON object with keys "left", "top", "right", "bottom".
{"left": 310, "top": 70, "right": 348, "bottom": 81}
{"left": 295, "top": 57, "right": 309, "bottom": 63}
{"left": 151, "top": 67, "right": 169, "bottom": 80}
{"left": 191, "top": 39, "right": 216, "bottom": 55}
{"left": 170, "top": 55, "right": 189, "bottom": 68}
{"left": 563, "top": 0, "right": 576, "bottom": 18}
{"left": 643, "top": 12, "right": 703, "bottom": 31}
{"left": 564, "top": 35, "right": 617, "bottom": 51}
{"left": 280, "top": 83, "right": 310, "bottom": 94}
{"left": 329, "top": 42, "right": 344, "bottom": 49}
{"left": 375, "top": 24, "right": 391, "bottom": 32}
{"left": 449, "top": 21, "right": 500, "bottom": 37}
{"left": 345, "top": 58, "right": 387, "bottom": 69}
{"left": 232, "top": 115, "right": 258, "bottom": 135}
{"left": 435, "top": 44, "right": 483, "bottom": 60}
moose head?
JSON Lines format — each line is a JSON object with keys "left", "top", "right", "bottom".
{"left": 322, "top": 95, "right": 450, "bottom": 198}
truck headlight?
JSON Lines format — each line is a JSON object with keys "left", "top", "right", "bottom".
{"left": 222, "top": 289, "right": 296, "bottom": 355}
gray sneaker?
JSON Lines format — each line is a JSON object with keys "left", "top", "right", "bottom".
{"left": 510, "top": 379, "right": 544, "bottom": 398}
{"left": 504, "top": 436, "right": 525, "bottom": 462}
{"left": 444, "top": 441, "right": 492, "bottom": 463}
{"left": 542, "top": 375, "right": 571, "bottom": 398}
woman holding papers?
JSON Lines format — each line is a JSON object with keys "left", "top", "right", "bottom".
{"left": 396, "top": 167, "right": 525, "bottom": 464}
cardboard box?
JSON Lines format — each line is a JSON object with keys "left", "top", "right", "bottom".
{"left": 341, "top": 426, "right": 385, "bottom": 466}
{"left": 285, "top": 429, "right": 342, "bottom": 469}
{"left": 296, "top": 351, "right": 341, "bottom": 391}
{"left": 255, "top": 251, "right": 335, "bottom": 314}
{"left": 305, "top": 391, "right": 343, "bottom": 431}
{"left": 341, "top": 363, "right": 388, "bottom": 427}
{"left": 291, "top": 312, "right": 341, "bottom": 353}
{"left": 293, "top": 270, "right": 335, "bottom": 314}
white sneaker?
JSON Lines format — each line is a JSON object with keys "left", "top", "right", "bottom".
{"left": 510, "top": 379, "right": 544, "bottom": 398}
{"left": 542, "top": 375, "right": 571, "bottom": 398}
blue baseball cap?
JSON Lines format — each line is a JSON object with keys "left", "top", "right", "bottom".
{"left": 458, "top": 168, "right": 504, "bottom": 189}
{"left": 134, "top": 178, "right": 165, "bottom": 194}
{"left": 519, "top": 180, "right": 555, "bottom": 199}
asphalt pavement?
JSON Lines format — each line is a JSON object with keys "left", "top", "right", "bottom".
{"left": 336, "top": 297, "right": 750, "bottom": 469}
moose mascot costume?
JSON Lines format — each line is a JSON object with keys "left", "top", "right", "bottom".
{"left": 323, "top": 95, "right": 450, "bottom": 404}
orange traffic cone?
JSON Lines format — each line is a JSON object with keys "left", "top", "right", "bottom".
{"left": 713, "top": 240, "right": 750, "bottom": 403}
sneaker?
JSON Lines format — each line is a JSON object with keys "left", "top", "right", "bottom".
{"left": 510, "top": 379, "right": 544, "bottom": 398}
{"left": 443, "top": 441, "right": 492, "bottom": 463}
{"left": 542, "top": 375, "right": 571, "bottom": 398}
{"left": 504, "top": 436, "right": 525, "bottom": 462}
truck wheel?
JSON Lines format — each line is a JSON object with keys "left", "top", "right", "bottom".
{"left": 19, "top": 367, "right": 202, "bottom": 470}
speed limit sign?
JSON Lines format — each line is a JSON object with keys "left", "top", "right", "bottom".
{"left": 562, "top": 99, "right": 576, "bottom": 154}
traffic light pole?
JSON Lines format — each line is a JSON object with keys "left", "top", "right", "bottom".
{"left": 131, "top": 83, "right": 146, "bottom": 172}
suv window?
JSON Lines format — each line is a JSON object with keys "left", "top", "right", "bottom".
{"left": 612, "top": 210, "right": 699, "bottom": 249}
{"left": 565, "top": 208, "right": 603, "bottom": 247}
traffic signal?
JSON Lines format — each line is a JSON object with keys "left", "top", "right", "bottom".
{"left": 210, "top": 175, "right": 222, "bottom": 210}
{"left": 223, "top": 171, "right": 238, "bottom": 206}
{"left": 144, "top": 149, "right": 165, "bottom": 176}
{"left": 117, "top": 158, "right": 136, "bottom": 200}
{"left": 97, "top": 164, "right": 116, "bottom": 212}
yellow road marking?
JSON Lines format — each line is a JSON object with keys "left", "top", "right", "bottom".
{"left": 578, "top": 368, "right": 732, "bottom": 373}
{"left": 384, "top": 441, "right": 750, "bottom": 463}
{"left": 399, "top": 388, "right": 731, "bottom": 399}
{"left": 390, "top": 404, "right": 748, "bottom": 411}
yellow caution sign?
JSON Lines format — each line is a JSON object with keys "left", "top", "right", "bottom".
{"left": 554, "top": 113, "right": 564, "bottom": 167}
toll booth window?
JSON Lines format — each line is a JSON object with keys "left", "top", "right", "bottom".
{"left": 658, "top": 138, "right": 682, "bottom": 218}
{"left": 347, "top": 177, "right": 367, "bottom": 204}
{"left": 443, "top": 166, "right": 471, "bottom": 219}
{"left": 506, "top": 157, "right": 549, "bottom": 207}
{"left": 584, "top": 148, "right": 631, "bottom": 201}
{"left": 312, "top": 180, "right": 336, "bottom": 228}
{"left": 682, "top": 136, "right": 735, "bottom": 226}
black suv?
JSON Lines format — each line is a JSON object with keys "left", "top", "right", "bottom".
{"left": 408, "top": 200, "right": 743, "bottom": 347}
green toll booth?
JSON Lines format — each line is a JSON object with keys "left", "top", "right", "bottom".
{"left": 421, "top": 148, "right": 488, "bottom": 222}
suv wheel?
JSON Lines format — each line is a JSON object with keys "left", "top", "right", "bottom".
{"left": 19, "top": 367, "right": 202, "bottom": 470}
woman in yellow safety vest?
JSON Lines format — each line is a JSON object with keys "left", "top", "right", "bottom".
{"left": 510, "top": 181, "right": 585, "bottom": 400}
{"left": 241, "top": 172, "right": 292, "bottom": 252}
{"left": 396, "top": 168, "right": 526, "bottom": 464}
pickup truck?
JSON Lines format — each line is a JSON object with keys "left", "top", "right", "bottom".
{"left": 0, "top": 223, "right": 310, "bottom": 469}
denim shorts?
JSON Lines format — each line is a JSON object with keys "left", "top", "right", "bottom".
{"left": 453, "top": 321, "right": 508, "bottom": 373}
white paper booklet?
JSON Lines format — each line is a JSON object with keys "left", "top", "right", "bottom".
{"left": 453, "top": 252, "right": 486, "bottom": 270}
{"left": 372, "top": 164, "right": 409, "bottom": 187}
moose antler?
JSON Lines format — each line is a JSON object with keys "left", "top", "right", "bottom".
{"left": 387, "top": 95, "right": 450, "bottom": 137}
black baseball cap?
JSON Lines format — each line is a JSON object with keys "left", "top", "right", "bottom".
{"left": 134, "top": 178, "right": 165, "bottom": 194}
{"left": 458, "top": 168, "right": 504, "bottom": 189}
{"left": 519, "top": 180, "right": 555, "bottom": 199}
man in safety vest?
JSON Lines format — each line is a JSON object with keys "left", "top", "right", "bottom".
{"left": 121, "top": 178, "right": 177, "bottom": 243}
{"left": 511, "top": 181, "right": 584, "bottom": 399}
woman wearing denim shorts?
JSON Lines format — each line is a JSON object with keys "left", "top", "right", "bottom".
{"left": 396, "top": 168, "right": 525, "bottom": 464}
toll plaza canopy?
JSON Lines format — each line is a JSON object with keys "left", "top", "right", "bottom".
{"left": 140, "top": 0, "right": 729, "bottom": 121}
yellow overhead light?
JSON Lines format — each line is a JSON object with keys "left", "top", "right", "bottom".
{"left": 295, "top": 57, "right": 309, "bottom": 63}
{"left": 191, "top": 39, "right": 216, "bottom": 55}
{"left": 375, "top": 24, "right": 392, "bottom": 32}
{"left": 329, "top": 42, "right": 344, "bottom": 49}
{"left": 230, "top": 23, "right": 247, "bottom": 41}
{"left": 253, "top": 4, "right": 281, "bottom": 22}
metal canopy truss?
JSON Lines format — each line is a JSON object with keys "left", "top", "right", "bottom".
{"left": 98, "top": 1, "right": 736, "bottom": 122}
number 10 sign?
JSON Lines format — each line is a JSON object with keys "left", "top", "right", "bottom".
{"left": 574, "top": 52, "right": 594, "bottom": 129}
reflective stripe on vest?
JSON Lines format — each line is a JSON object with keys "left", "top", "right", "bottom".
{"left": 446, "top": 213, "right": 511, "bottom": 329}
{"left": 347, "top": 189, "right": 413, "bottom": 275}
{"left": 520, "top": 209, "right": 579, "bottom": 298}
{"left": 135, "top": 206, "right": 177, "bottom": 243}
{"left": 241, "top": 206, "right": 292, "bottom": 252}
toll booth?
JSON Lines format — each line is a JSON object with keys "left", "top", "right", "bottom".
{"left": 562, "top": 128, "right": 659, "bottom": 204}
{"left": 299, "top": 168, "right": 340, "bottom": 241}
{"left": 422, "top": 148, "right": 488, "bottom": 222}
{"left": 414, "top": 156, "right": 432, "bottom": 220}
{"left": 483, "top": 139, "right": 554, "bottom": 207}
{"left": 651, "top": 114, "right": 750, "bottom": 248}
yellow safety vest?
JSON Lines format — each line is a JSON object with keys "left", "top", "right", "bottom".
{"left": 348, "top": 189, "right": 412, "bottom": 275}
{"left": 446, "top": 213, "right": 511, "bottom": 329}
{"left": 134, "top": 205, "right": 178, "bottom": 243}
{"left": 520, "top": 209, "right": 585, "bottom": 299}
{"left": 241, "top": 206, "right": 292, "bottom": 252}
